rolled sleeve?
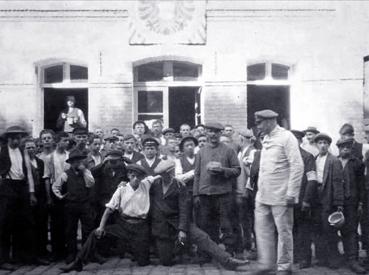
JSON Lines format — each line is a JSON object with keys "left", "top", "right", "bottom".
{"left": 105, "top": 187, "right": 123, "bottom": 210}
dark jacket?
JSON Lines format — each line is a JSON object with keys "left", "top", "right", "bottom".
{"left": 249, "top": 150, "right": 261, "bottom": 196}
{"left": 0, "top": 145, "right": 27, "bottom": 179}
{"left": 137, "top": 157, "right": 161, "bottom": 176}
{"left": 126, "top": 151, "right": 145, "bottom": 164}
{"left": 298, "top": 148, "right": 318, "bottom": 206}
{"left": 150, "top": 177, "right": 189, "bottom": 240}
{"left": 31, "top": 157, "right": 47, "bottom": 201}
{"left": 341, "top": 156, "right": 365, "bottom": 206}
{"left": 91, "top": 162, "right": 128, "bottom": 206}
{"left": 316, "top": 153, "right": 344, "bottom": 210}
{"left": 64, "top": 168, "right": 91, "bottom": 203}
{"left": 352, "top": 141, "right": 363, "bottom": 161}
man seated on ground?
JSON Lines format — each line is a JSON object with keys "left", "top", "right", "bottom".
{"left": 60, "top": 164, "right": 159, "bottom": 272}
{"left": 150, "top": 160, "right": 249, "bottom": 270}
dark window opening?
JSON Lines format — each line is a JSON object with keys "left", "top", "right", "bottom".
{"left": 247, "top": 63, "right": 266, "bottom": 81}
{"left": 44, "top": 65, "right": 63, "bottom": 83}
{"left": 137, "top": 62, "right": 164, "bottom": 82}
{"left": 70, "top": 65, "right": 88, "bottom": 80}
{"left": 272, "top": 64, "right": 289, "bottom": 80}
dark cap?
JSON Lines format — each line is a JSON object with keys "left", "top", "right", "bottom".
{"left": 336, "top": 137, "right": 354, "bottom": 147}
{"left": 179, "top": 136, "right": 198, "bottom": 151}
{"left": 303, "top": 126, "right": 320, "bottom": 135}
{"left": 162, "top": 128, "right": 175, "bottom": 135}
{"left": 66, "top": 149, "right": 87, "bottom": 163}
{"left": 73, "top": 128, "right": 88, "bottom": 135}
{"left": 104, "top": 136, "right": 119, "bottom": 142}
{"left": 291, "top": 130, "right": 305, "bottom": 140}
{"left": 142, "top": 136, "right": 159, "bottom": 147}
{"left": 314, "top": 133, "right": 332, "bottom": 144}
{"left": 339, "top": 123, "right": 354, "bottom": 135}
{"left": 254, "top": 109, "right": 279, "bottom": 120}
{"left": 105, "top": 150, "right": 123, "bottom": 159}
{"left": 123, "top": 134, "right": 136, "bottom": 141}
{"left": 239, "top": 128, "right": 255, "bottom": 138}
{"left": 205, "top": 122, "right": 224, "bottom": 131}
{"left": 153, "top": 160, "right": 175, "bottom": 175}
{"left": 4, "top": 126, "right": 28, "bottom": 137}
{"left": 126, "top": 164, "right": 147, "bottom": 176}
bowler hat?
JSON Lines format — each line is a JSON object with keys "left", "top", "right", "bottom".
{"left": 303, "top": 127, "right": 320, "bottom": 135}
{"left": 126, "top": 164, "right": 147, "bottom": 176}
{"left": 205, "top": 122, "right": 224, "bottom": 131}
{"left": 154, "top": 160, "right": 175, "bottom": 175}
{"left": 336, "top": 137, "right": 354, "bottom": 147}
{"left": 3, "top": 126, "right": 28, "bottom": 137}
{"left": 179, "top": 136, "right": 198, "bottom": 151}
{"left": 66, "top": 149, "right": 87, "bottom": 163}
{"left": 123, "top": 134, "right": 136, "bottom": 141}
{"left": 314, "top": 133, "right": 332, "bottom": 144}
{"left": 339, "top": 123, "right": 354, "bottom": 135}
{"left": 291, "top": 130, "right": 305, "bottom": 140}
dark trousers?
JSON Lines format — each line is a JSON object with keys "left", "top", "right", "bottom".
{"left": 341, "top": 204, "right": 359, "bottom": 261}
{"left": 32, "top": 184, "right": 48, "bottom": 257}
{"left": 198, "top": 194, "right": 235, "bottom": 253}
{"left": 293, "top": 206, "right": 313, "bottom": 263}
{"left": 50, "top": 195, "right": 66, "bottom": 259}
{"left": 77, "top": 217, "right": 150, "bottom": 266}
{"left": 361, "top": 191, "right": 369, "bottom": 252}
{"left": 155, "top": 223, "right": 231, "bottom": 266}
{"left": 313, "top": 207, "right": 340, "bottom": 264}
{"left": 0, "top": 180, "right": 35, "bottom": 264}
{"left": 235, "top": 194, "right": 255, "bottom": 252}
{"left": 64, "top": 201, "right": 94, "bottom": 257}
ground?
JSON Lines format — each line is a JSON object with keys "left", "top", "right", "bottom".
{"left": 0, "top": 258, "right": 361, "bottom": 275}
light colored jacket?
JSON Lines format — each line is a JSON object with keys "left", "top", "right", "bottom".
{"left": 256, "top": 126, "right": 304, "bottom": 206}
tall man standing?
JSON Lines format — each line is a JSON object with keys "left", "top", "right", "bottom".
{"left": 253, "top": 110, "right": 304, "bottom": 275}
{"left": 193, "top": 122, "right": 240, "bottom": 257}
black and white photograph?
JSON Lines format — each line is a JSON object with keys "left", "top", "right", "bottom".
{"left": 0, "top": 0, "right": 369, "bottom": 274}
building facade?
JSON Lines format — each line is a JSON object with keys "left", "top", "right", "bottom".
{"left": 1, "top": 0, "right": 369, "bottom": 142}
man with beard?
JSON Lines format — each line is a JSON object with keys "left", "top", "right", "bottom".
{"left": 193, "top": 122, "right": 241, "bottom": 258}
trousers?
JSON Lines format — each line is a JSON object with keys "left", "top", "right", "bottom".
{"left": 293, "top": 206, "right": 313, "bottom": 263}
{"left": 254, "top": 202, "right": 294, "bottom": 271}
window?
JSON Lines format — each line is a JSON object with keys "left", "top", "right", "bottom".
{"left": 135, "top": 60, "right": 200, "bottom": 82}
{"left": 43, "top": 63, "right": 88, "bottom": 84}
{"left": 247, "top": 62, "right": 290, "bottom": 82}
{"left": 137, "top": 90, "right": 164, "bottom": 123}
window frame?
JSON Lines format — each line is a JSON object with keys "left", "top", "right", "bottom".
{"left": 247, "top": 61, "right": 291, "bottom": 86}
{"left": 41, "top": 62, "right": 88, "bottom": 88}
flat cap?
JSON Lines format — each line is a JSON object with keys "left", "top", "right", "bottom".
{"left": 105, "top": 150, "right": 123, "bottom": 159}
{"left": 339, "top": 123, "right": 354, "bottom": 135}
{"left": 142, "top": 136, "right": 159, "bottom": 147}
{"left": 314, "top": 133, "right": 332, "bottom": 144}
{"left": 254, "top": 109, "right": 279, "bottom": 120}
{"left": 73, "top": 127, "right": 88, "bottom": 135}
{"left": 4, "top": 126, "right": 28, "bottom": 137}
{"left": 179, "top": 136, "right": 198, "bottom": 151}
{"left": 66, "top": 149, "right": 87, "bottom": 163}
{"left": 126, "top": 164, "right": 147, "bottom": 176}
{"left": 303, "top": 126, "right": 320, "bottom": 134}
{"left": 336, "top": 137, "right": 354, "bottom": 147}
{"left": 239, "top": 128, "right": 255, "bottom": 138}
{"left": 291, "top": 130, "right": 305, "bottom": 140}
{"left": 162, "top": 128, "right": 175, "bottom": 135}
{"left": 153, "top": 160, "right": 175, "bottom": 175}
{"left": 123, "top": 134, "right": 136, "bottom": 141}
{"left": 104, "top": 136, "right": 119, "bottom": 142}
{"left": 205, "top": 122, "right": 224, "bottom": 131}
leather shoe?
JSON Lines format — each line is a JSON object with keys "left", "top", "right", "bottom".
{"left": 349, "top": 260, "right": 366, "bottom": 274}
{"left": 60, "top": 259, "right": 83, "bottom": 273}
{"left": 276, "top": 271, "right": 292, "bottom": 275}
{"left": 223, "top": 257, "right": 249, "bottom": 270}
{"left": 0, "top": 263, "right": 17, "bottom": 271}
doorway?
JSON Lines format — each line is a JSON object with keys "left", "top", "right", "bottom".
{"left": 247, "top": 85, "right": 290, "bottom": 129}
{"left": 169, "top": 87, "right": 198, "bottom": 131}
{"left": 44, "top": 88, "right": 88, "bottom": 131}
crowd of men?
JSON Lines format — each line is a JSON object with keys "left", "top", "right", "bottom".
{"left": 1, "top": 110, "right": 369, "bottom": 275}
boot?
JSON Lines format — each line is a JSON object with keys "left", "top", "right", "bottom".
{"left": 223, "top": 257, "right": 249, "bottom": 270}
{"left": 60, "top": 259, "right": 83, "bottom": 272}
{"left": 349, "top": 260, "right": 366, "bottom": 274}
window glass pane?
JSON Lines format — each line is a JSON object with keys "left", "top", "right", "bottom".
{"left": 138, "top": 91, "right": 163, "bottom": 113}
{"left": 70, "top": 65, "right": 88, "bottom": 80}
{"left": 272, "top": 64, "right": 289, "bottom": 80}
{"left": 173, "top": 62, "right": 199, "bottom": 80}
{"left": 247, "top": 63, "right": 266, "bottom": 81}
{"left": 44, "top": 65, "right": 63, "bottom": 83}
{"left": 137, "top": 62, "right": 164, "bottom": 82}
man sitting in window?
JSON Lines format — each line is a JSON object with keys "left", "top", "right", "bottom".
{"left": 57, "top": 96, "right": 87, "bottom": 133}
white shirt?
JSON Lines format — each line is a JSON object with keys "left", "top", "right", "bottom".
{"left": 91, "top": 155, "right": 102, "bottom": 166}
{"left": 175, "top": 157, "right": 195, "bottom": 183}
{"left": 316, "top": 154, "right": 328, "bottom": 184}
{"left": 124, "top": 152, "right": 134, "bottom": 160}
{"left": 105, "top": 177, "right": 156, "bottom": 219}
{"left": 8, "top": 146, "right": 24, "bottom": 180}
